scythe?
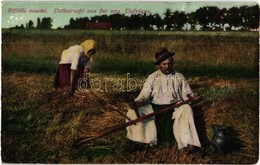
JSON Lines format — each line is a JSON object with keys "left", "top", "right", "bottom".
{"left": 73, "top": 94, "right": 202, "bottom": 147}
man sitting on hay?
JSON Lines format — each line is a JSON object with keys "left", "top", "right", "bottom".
{"left": 126, "top": 48, "right": 202, "bottom": 157}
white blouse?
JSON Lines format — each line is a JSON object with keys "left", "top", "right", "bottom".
{"left": 59, "top": 45, "right": 84, "bottom": 70}
{"left": 135, "top": 70, "right": 193, "bottom": 105}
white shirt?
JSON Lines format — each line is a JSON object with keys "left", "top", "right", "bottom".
{"left": 59, "top": 45, "right": 87, "bottom": 70}
{"left": 135, "top": 70, "right": 193, "bottom": 105}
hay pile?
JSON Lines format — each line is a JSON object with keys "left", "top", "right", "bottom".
{"left": 37, "top": 89, "right": 133, "bottom": 149}
{"left": 37, "top": 84, "right": 258, "bottom": 164}
{"left": 2, "top": 73, "right": 258, "bottom": 164}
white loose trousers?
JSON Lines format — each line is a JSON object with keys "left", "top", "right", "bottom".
{"left": 126, "top": 103, "right": 201, "bottom": 149}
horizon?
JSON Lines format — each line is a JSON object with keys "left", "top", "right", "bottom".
{"left": 2, "top": 1, "right": 258, "bottom": 29}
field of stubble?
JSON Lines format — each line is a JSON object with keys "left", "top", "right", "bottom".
{"left": 1, "top": 29, "right": 259, "bottom": 163}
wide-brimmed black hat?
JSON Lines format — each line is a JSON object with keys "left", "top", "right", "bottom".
{"left": 154, "top": 48, "right": 175, "bottom": 65}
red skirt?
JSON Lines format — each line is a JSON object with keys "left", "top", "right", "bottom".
{"left": 54, "top": 64, "right": 84, "bottom": 89}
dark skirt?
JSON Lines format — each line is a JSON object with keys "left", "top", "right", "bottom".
{"left": 54, "top": 64, "right": 84, "bottom": 89}
{"left": 151, "top": 103, "right": 175, "bottom": 144}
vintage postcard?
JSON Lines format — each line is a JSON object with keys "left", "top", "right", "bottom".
{"left": 1, "top": 0, "right": 259, "bottom": 164}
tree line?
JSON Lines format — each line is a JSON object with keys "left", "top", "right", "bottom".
{"left": 12, "top": 5, "right": 259, "bottom": 31}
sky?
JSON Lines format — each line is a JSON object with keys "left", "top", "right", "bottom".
{"left": 1, "top": 0, "right": 258, "bottom": 29}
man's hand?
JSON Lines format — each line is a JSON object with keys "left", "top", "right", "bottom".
{"left": 128, "top": 101, "right": 143, "bottom": 119}
{"left": 187, "top": 94, "right": 202, "bottom": 105}
{"left": 135, "top": 101, "right": 144, "bottom": 107}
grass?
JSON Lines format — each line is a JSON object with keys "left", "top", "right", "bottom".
{"left": 2, "top": 53, "right": 257, "bottom": 78}
{"left": 2, "top": 29, "right": 258, "bottom": 77}
{"left": 1, "top": 30, "right": 259, "bottom": 163}
{"left": 2, "top": 29, "right": 258, "bottom": 65}
{"left": 2, "top": 55, "right": 58, "bottom": 74}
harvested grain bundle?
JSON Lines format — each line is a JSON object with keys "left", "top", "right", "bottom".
{"left": 38, "top": 89, "right": 110, "bottom": 112}
{"left": 34, "top": 89, "right": 135, "bottom": 156}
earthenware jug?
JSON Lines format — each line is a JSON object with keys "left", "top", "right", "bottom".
{"left": 211, "top": 124, "right": 229, "bottom": 154}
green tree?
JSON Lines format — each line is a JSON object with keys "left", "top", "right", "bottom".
{"left": 142, "top": 14, "right": 154, "bottom": 30}
{"left": 170, "top": 11, "right": 187, "bottom": 30}
{"left": 66, "top": 17, "right": 89, "bottom": 29}
{"left": 12, "top": 24, "right": 24, "bottom": 29}
{"left": 27, "top": 20, "right": 34, "bottom": 29}
{"left": 36, "top": 17, "right": 41, "bottom": 29}
{"left": 227, "top": 7, "right": 242, "bottom": 27}
{"left": 41, "top": 17, "right": 53, "bottom": 29}
{"left": 109, "top": 14, "right": 126, "bottom": 30}
{"left": 193, "top": 7, "right": 209, "bottom": 30}
{"left": 154, "top": 13, "right": 164, "bottom": 30}
{"left": 163, "top": 8, "right": 173, "bottom": 30}
{"left": 241, "top": 5, "right": 259, "bottom": 29}
{"left": 126, "top": 14, "right": 142, "bottom": 30}
{"left": 36, "top": 17, "right": 53, "bottom": 29}
{"left": 91, "top": 15, "right": 109, "bottom": 22}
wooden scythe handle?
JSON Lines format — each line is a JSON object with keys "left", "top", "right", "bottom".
{"left": 73, "top": 95, "right": 202, "bottom": 147}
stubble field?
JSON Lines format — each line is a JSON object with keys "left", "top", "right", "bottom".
{"left": 1, "top": 29, "right": 259, "bottom": 163}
